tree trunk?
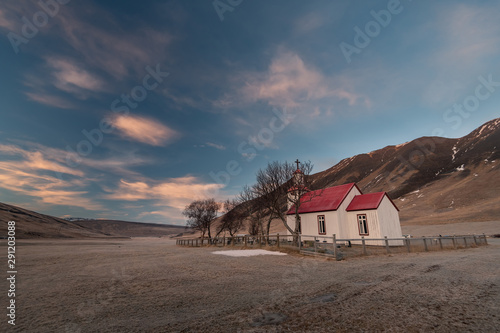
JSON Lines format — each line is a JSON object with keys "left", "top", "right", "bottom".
{"left": 266, "top": 216, "right": 273, "bottom": 236}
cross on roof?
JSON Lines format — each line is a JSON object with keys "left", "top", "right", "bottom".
{"left": 295, "top": 159, "right": 300, "bottom": 169}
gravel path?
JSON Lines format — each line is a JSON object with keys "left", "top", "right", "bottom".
{"left": 2, "top": 237, "right": 499, "bottom": 332}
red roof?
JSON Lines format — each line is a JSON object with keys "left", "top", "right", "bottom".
{"left": 346, "top": 192, "right": 399, "bottom": 211}
{"left": 287, "top": 183, "right": 359, "bottom": 215}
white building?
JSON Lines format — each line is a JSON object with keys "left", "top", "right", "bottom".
{"left": 286, "top": 169, "right": 403, "bottom": 245}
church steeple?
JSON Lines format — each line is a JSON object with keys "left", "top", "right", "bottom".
{"left": 293, "top": 159, "right": 304, "bottom": 187}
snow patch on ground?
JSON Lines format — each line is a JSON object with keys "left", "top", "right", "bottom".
{"left": 212, "top": 250, "right": 287, "bottom": 257}
{"left": 451, "top": 145, "right": 458, "bottom": 161}
{"left": 456, "top": 164, "right": 465, "bottom": 171}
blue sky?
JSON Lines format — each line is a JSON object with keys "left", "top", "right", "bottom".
{"left": 1, "top": 0, "right": 499, "bottom": 225}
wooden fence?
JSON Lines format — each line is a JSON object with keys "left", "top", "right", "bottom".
{"left": 176, "top": 234, "right": 488, "bottom": 259}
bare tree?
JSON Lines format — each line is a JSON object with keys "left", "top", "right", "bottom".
{"left": 182, "top": 199, "right": 220, "bottom": 239}
{"left": 216, "top": 199, "right": 244, "bottom": 237}
{"left": 248, "top": 217, "right": 260, "bottom": 236}
{"left": 244, "top": 160, "right": 317, "bottom": 238}
{"left": 240, "top": 185, "right": 267, "bottom": 236}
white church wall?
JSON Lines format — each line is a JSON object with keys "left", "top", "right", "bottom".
{"left": 377, "top": 196, "right": 403, "bottom": 245}
{"left": 336, "top": 186, "right": 362, "bottom": 237}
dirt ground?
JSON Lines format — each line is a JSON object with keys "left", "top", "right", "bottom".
{"left": 1, "top": 236, "right": 499, "bottom": 332}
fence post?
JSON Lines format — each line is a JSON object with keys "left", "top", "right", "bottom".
{"left": 333, "top": 234, "right": 337, "bottom": 258}
{"left": 384, "top": 236, "right": 390, "bottom": 254}
{"left": 244, "top": 235, "right": 247, "bottom": 247}
{"left": 362, "top": 237, "right": 367, "bottom": 255}
{"left": 277, "top": 234, "right": 280, "bottom": 248}
{"left": 438, "top": 237, "right": 443, "bottom": 250}
{"left": 232, "top": 237, "right": 235, "bottom": 247}
{"left": 223, "top": 236, "right": 226, "bottom": 247}
{"left": 473, "top": 235, "right": 477, "bottom": 246}
{"left": 423, "top": 237, "right": 428, "bottom": 252}
{"left": 452, "top": 237, "right": 457, "bottom": 249}
{"left": 314, "top": 236, "right": 317, "bottom": 253}
{"left": 298, "top": 234, "right": 302, "bottom": 251}
{"left": 483, "top": 233, "right": 488, "bottom": 245}
{"left": 464, "top": 236, "right": 467, "bottom": 248}
{"left": 405, "top": 238, "right": 411, "bottom": 253}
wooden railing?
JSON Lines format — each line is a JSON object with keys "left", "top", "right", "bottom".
{"left": 176, "top": 234, "right": 488, "bottom": 259}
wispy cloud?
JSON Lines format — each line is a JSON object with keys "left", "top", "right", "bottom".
{"left": 206, "top": 142, "right": 226, "bottom": 150}
{"left": 0, "top": 143, "right": 102, "bottom": 210}
{"left": 55, "top": 4, "right": 173, "bottom": 80}
{"left": 47, "top": 57, "right": 105, "bottom": 95}
{"left": 0, "top": 142, "right": 154, "bottom": 211}
{"left": 24, "top": 92, "right": 75, "bottom": 109}
{"left": 111, "top": 115, "right": 179, "bottom": 146}
{"left": 104, "top": 176, "right": 225, "bottom": 221}
{"left": 0, "top": 7, "right": 17, "bottom": 30}
{"left": 214, "top": 49, "right": 371, "bottom": 119}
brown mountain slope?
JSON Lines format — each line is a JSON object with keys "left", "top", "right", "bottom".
{"left": 71, "top": 220, "right": 187, "bottom": 238}
{"left": 309, "top": 118, "right": 500, "bottom": 224}
{"left": 0, "top": 202, "right": 188, "bottom": 238}
{"left": 0, "top": 202, "right": 109, "bottom": 238}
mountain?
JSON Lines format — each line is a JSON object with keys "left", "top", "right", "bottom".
{"left": 0, "top": 202, "right": 188, "bottom": 238}
{"left": 309, "top": 118, "right": 500, "bottom": 225}
{"left": 0, "top": 202, "right": 110, "bottom": 238}
{"left": 70, "top": 219, "right": 188, "bottom": 238}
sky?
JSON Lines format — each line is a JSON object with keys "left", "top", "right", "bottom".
{"left": 0, "top": 0, "right": 499, "bottom": 225}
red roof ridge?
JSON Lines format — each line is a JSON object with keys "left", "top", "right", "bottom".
{"left": 346, "top": 192, "right": 399, "bottom": 212}
{"left": 286, "top": 182, "right": 362, "bottom": 215}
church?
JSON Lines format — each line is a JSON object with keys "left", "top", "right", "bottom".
{"left": 286, "top": 167, "right": 403, "bottom": 245}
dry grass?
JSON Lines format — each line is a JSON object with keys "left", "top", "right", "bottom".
{"left": 2, "top": 237, "right": 499, "bottom": 332}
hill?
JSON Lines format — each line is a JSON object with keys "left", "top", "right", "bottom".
{"left": 0, "top": 202, "right": 188, "bottom": 238}
{"left": 309, "top": 118, "right": 500, "bottom": 224}
{"left": 70, "top": 219, "right": 188, "bottom": 238}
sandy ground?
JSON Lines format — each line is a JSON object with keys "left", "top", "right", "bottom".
{"left": 1, "top": 236, "right": 499, "bottom": 332}
{"left": 402, "top": 220, "right": 500, "bottom": 237}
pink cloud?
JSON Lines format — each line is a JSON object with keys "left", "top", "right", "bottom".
{"left": 112, "top": 115, "right": 179, "bottom": 146}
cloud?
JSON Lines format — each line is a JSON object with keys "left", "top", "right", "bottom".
{"left": 214, "top": 49, "right": 370, "bottom": 119}
{"left": 47, "top": 57, "right": 105, "bottom": 94}
{"left": 111, "top": 115, "right": 179, "bottom": 146}
{"left": 0, "top": 142, "right": 155, "bottom": 211}
{"left": 0, "top": 144, "right": 103, "bottom": 210}
{"left": 0, "top": 7, "right": 17, "bottom": 30}
{"left": 104, "top": 176, "right": 225, "bottom": 222}
{"left": 55, "top": 4, "right": 173, "bottom": 80}
{"left": 24, "top": 92, "right": 75, "bottom": 109}
{"left": 206, "top": 142, "right": 226, "bottom": 150}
